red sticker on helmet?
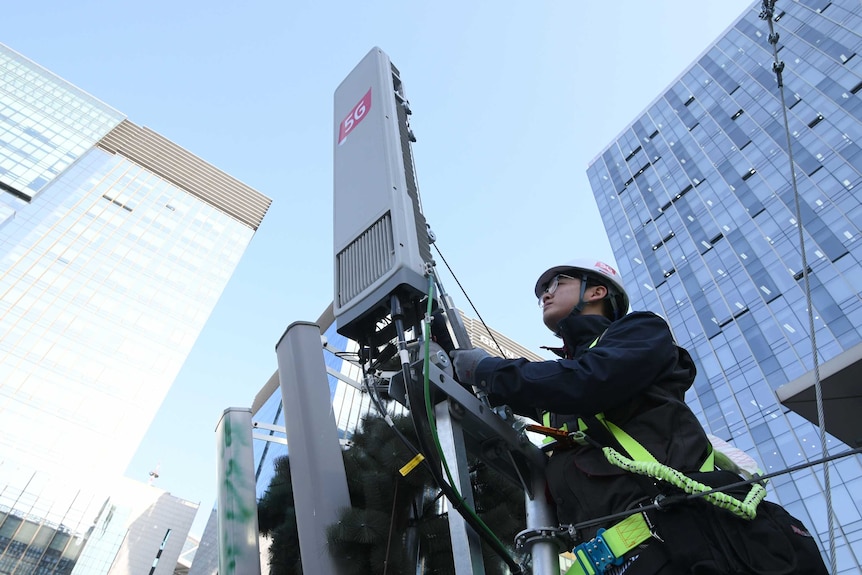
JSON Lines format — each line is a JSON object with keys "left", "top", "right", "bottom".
{"left": 595, "top": 261, "right": 617, "bottom": 276}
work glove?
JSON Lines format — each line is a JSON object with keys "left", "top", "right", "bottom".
{"left": 449, "top": 348, "right": 491, "bottom": 386}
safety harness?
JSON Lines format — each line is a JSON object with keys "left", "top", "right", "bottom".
{"left": 528, "top": 339, "right": 767, "bottom": 575}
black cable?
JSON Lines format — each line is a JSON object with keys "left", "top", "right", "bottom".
{"left": 348, "top": 296, "right": 524, "bottom": 572}
{"left": 403, "top": 368, "right": 525, "bottom": 574}
{"left": 432, "top": 243, "right": 508, "bottom": 356}
{"left": 351, "top": 309, "right": 524, "bottom": 572}
{"left": 393, "top": 294, "right": 526, "bottom": 574}
{"left": 358, "top": 350, "right": 425, "bottom": 462}
{"left": 759, "top": 5, "right": 837, "bottom": 571}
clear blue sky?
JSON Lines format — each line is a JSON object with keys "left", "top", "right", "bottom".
{"left": 5, "top": 0, "right": 756, "bottom": 537}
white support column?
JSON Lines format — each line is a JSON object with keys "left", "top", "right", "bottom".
{"left": 215, "top": 407, "right": 261, "bottom": 575}
{"left": 275, "top": 321, "right": 351, "bottom": 574}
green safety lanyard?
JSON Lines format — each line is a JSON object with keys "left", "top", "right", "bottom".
{"left": 539, "top": 335, "right": 715, "bottom": 472}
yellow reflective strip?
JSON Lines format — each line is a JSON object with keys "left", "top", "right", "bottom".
{"left": 564, "top": 514, "right": 652, "bottom": 575}
{"left": 541, "top": 413, "right": 554, "bottom": 444}
{"left": 399, "top": 453, "right": 425, "bottom": 476}
{"left": 564, "top": 558, "right": 590, "bottom": 575}
{"left": 553, "top": 338, "right": 597, "bottom": 449}
{"left": 564, "top": 558, "right": 586, "bottom": 575}
{"left": 700, "top": 444, "right": 715, "bottom": 472}
{"left": 601, "top": 513, "right": 652, "bottom": 556}
{"left": 588, "top": 336, "right": 600, "bottom": 349}
{"left": 540, "top": 412, "right": 568, "bottom": 444}
{"left": 598, "top": 417, "right": 658, "bottom": 463}
{"left": 574, "top": 550, "right": 596, "bottom": 575}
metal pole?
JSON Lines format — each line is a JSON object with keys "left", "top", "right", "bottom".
{"left": 525, "top": 470, "right": 560, "bottom": 575}
{"left": 275, "top": 321, "right": 351, "bottom": 575}
{"left": 435, "top": 401, "right": 486, "bottom": 575}
{"left": 215, "top": 407, "right": 261, "bottom": 575}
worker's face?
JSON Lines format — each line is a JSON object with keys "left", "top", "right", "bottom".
{"left": 540, "top": 275, "right": 608, "bottom": 331}
{"left": 540, "top": 275, "right": 582, "bottom": 331}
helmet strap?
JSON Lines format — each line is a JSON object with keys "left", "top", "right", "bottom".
{"left": 608, "top": 296, "right": 620, "bottom": 321}
{"left": 568, "top": 273, "right": 591, "bottom": 317}
{"left": 571, "top": 273, "right": 621, "bottom": 320}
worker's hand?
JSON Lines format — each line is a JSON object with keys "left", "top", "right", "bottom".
{"left": 449, "top": 348, "right": 491, "bottom": 386}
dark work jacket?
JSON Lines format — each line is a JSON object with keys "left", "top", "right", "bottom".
{"left": 473, "top": 311, "right": 711, "bottom": 540}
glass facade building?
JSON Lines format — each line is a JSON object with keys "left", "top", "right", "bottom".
{"left": 587, "top": 1, "right": 862, "bottom": 571}
{"left": 0, "top": 42, "right": 271, "bottom": 573}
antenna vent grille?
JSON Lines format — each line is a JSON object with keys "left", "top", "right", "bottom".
{"left": 336, "top": 212, "right": 395, "bottom": 307}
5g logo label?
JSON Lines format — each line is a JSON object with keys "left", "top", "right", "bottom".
{"left": 338, "top": 88, "right": 371, "bottom": 145}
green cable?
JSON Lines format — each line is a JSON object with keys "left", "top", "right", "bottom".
{"left": 421, "top": 274, "right": 513, "bottom": 555}
{"left": 602, "top": 447, "right": 767, "bottom": 520}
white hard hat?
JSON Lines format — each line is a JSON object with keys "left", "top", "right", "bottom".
{"left": 534, "top": 258, "right": 629, "bottom": 317}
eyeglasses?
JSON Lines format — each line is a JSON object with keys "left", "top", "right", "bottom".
{"left": 538, "top": 274, "right": 578, "bottom": 306}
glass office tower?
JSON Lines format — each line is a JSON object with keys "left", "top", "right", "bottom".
{"left": 587, "top": 1, "right": 862, "bottom": 571}
{"left": 0, "top": 43, "right": 271, "bottom": 573}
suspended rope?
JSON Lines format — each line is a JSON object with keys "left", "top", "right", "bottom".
{"left": 565, "top": 445, "right": 862, "bottom": 534}
{"left": 432, "top": 242, "right": 508, "bottom": 357}
{"left": 383, "top": 8, "right": 847, "bottom": 570}
{"left": 759, "top": 2, "right": 837, "bottom": 572}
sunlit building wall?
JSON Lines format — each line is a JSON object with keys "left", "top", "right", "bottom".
{"left": 176, "top": 535, "right": 200, "bottom": 575}
{"left": 0, "top": 42, "right": 271, "bottom": 574}
{"left": 186, "top": 510, "right": 218, "bottom": 575}
{"left": 72, "top": 478, "right": 198, "bottom": 575}
{"left": 587, "top": 1, "right": 862, "bottom": 571}
{"left": 0, "top": 464, "right": 197, "bottom": 575}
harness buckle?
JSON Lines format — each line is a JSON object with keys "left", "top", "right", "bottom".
{"left": 567, "top": 430, "right": 590, "bottom": 446}
{"left": 639, "top": 509, "right": 664, "bottom": 544}
{"left": 571, "top": 528, "right": 623, "bottom": 574}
